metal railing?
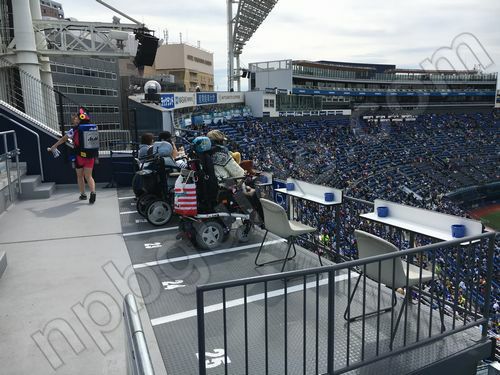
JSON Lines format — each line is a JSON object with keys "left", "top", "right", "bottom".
{"left": 476, "top": 362, "right": 500, "bottom": 375}
{"left": 0, "top": 114, "right": 44, "bottom": 181}
{"left": 0, "top": 57, "right": 130, "bottom": 150}
{"left": 104, "top": 141, "right": 137, "bottom": 188}
{"left": 196, "top": 231, "right": 497, "bottom": 375}
{"left": 267, "top": 179, "right": 451, "bottom": 263}
{"left": 123, "top": 294, "right": 155, "bottom": 375}
{"left": 287, "top": 194, "right": 377, "bottom": 261}
{"left": 294, "top": 84, "right": 494, "bottom": 93}
{"left": 290, "top": 194, "right": 450, "bottom": 261}
{"left": 99, "top": 130, "right": 132, "bottom": 151}
{"left": 0, "top": 130, "right": 21, "bottom": 200}
{"left": 0, "top": 57, "right": 60, "bottom": 131}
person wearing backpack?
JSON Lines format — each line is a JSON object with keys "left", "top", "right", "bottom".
{"left": 138, "top": 132, "right": 154, "bottom": 159}
{"left": 48, "top": 108, "right": 99, "bottom": 204}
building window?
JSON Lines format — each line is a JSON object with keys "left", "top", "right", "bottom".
{"left": 54, "top": 84, "right": 118, "bottom": 97}
{"left": 49, "top": 62, "right": 117, "bottom": 80}
{"left": 264, "top": 99, "right": 275, "bottom": 108}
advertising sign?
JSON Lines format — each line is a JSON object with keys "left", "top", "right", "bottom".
{"left": 217, "top": 92, "right": 245, "bottom": 104}
{"left": 160, "top": 93, "right": 175, "bottom": 109}
{"left": 160, "top": 91, "right": 244, "bottom": 109}
{"left": 174, "top": 93, "right": 196, "bottom": 109}
{"left": 196, "top": 92, "right": 218, "bottom": 105}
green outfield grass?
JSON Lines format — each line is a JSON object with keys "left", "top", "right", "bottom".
{"left": 480, "top": 211, "right": 500, "bottom": 231}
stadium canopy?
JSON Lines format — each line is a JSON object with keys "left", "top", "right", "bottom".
{"left": 228, "top": 0, "right": 279, "bottom": 91}
{"left": 232, "top": 0, "right": 278, "bottom": 55}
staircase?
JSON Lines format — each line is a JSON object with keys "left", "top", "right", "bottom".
{"left": 20, "top": 175, "right": 55, "bottom": 199}
{"left": 0, "top": 161, "right": 55, "bottom": 215}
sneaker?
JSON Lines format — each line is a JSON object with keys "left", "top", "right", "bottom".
{"left": 89, "top": 192, "right": 96, "bottom": 204}
{"left": 79, "top": 193, "right": 87, "bottom": 200}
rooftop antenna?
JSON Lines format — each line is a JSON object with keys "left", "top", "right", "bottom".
{"left": 197, "top": 40, "right": 200, "bottom": 49}
{"left": 164, "top": 29, "right": 169, "bottom": 44}
{"left": 179, "top": 32, "right": 183, "bottom": 44}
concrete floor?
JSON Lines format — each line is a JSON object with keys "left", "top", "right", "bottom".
{"left": 0, "top": 185, "right": 167, "bottom": 375}
{"left": 115, "top": 189, "right": 485, "bottom": 375}
{"left": 0, "top": 185, "right": 489, "bottom": 374}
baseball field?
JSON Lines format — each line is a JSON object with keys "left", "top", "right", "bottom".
{"left": 470, "top": 204, "right": 500, "bottom": 232}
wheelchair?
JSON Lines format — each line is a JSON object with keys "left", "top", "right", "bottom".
{"left": 176, "top": 159, "right": 262, "bottom": 250}
{"left": 133, "top": 155, "right": 181, "bottom": 226}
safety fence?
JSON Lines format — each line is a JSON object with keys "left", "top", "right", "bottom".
{"left": 271, "top": 182, "right": 499, "bottom": 360}
{"left": 104, "top": 141, "right": 137, "bottom": 188}
{"left": 99, "top": 130, "right": 132, "bottom": 152}
{"left": 0, "top": 57, "right": 128, "bottom": 150}
{"left": 196, "top": 231, "right": 497, "bottom": 375}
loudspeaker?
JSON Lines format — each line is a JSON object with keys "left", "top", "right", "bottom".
{"left": 133, "top": 33, "right": 159, "bottom": 67}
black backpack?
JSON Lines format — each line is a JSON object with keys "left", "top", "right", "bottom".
{"left": 189, "top": 150, "right": 218, "bottom": 212}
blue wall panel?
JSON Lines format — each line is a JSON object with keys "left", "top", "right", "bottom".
{"left": 0, "top": 106, "right": 133, "bottom": 185}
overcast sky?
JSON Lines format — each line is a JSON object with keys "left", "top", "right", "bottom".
{"left": 61, "top": 0, "right": 500, "bottom": 91}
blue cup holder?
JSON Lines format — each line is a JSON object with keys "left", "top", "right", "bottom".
{"left": 286, "top": 182, "right": 295, "bottom": 191}
{"left": 377, "top": 206, "right": 389, "bottom": 217}
{"left": 451, "top": 224, "right": 466, "bottom": 238}
{"left": 259, "top": 175, "right": 268, "bottom": 183}
{"left": 324, "top": 192, "right": 334, "bottom": 202}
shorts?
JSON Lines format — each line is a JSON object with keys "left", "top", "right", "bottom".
{"left": 75, "top": 155, "right": 95, "bottom": 169}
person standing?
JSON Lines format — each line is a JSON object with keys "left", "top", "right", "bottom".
{"left": 48, "top": 108, "right": 99, "bottom": 204}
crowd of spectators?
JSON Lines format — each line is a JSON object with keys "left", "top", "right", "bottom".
{"left": 238, "top": 113, "right": 498, "bottom": 215}
{"left": 185, "top": 110, "right": 499, "bottom": 341}
{"left": 187, "top": 111, "right": 498, "bottom": 243}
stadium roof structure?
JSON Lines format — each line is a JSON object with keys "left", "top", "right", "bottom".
{"left": 228, "top": 0, "right": 279, "bottom": 90}
{"left": 232, "top": 0, "right": 279, "bottom": 55}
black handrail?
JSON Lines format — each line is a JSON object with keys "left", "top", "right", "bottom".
{"left": 198, "top": 232, "right": 494, "bottom": 291}
{"left": 196, "top": 231, "right": 497, "bottom": 375}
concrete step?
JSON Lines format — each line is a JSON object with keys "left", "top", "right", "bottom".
{"left": 31, "top": 182, "right": 56, "bottom": 199}
{"left": 20, "top": 175, "right": 41, "bottom": 194}
{"left": 20, "top": 175, "right": 56, "bottom": 199}
{"left": 0, "top": 252, "right": 6, "bottom": 279}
